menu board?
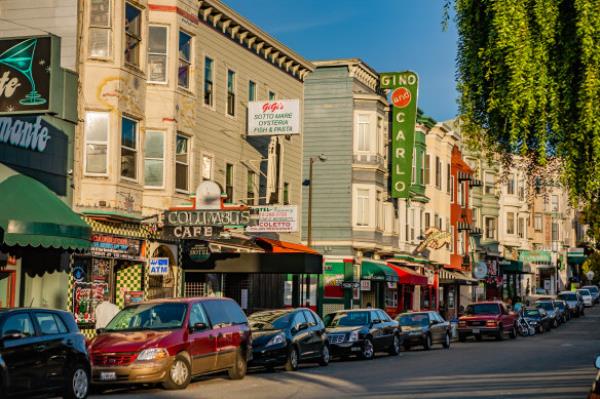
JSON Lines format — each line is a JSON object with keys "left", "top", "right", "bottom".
{"left": 91, "top": 234, "right": 142, "bottom": 260}
{"left": 72, "top": 281, "right": 108, "bottom": 325}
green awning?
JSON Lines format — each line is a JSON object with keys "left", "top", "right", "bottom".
{"left": 0, "top": 163, "right": 91, "bottom": 250}
{"left": 361, "top": 260, "right": 398, "bottom": 282}
{"left": 499, "top": 259, "right": 532, "bottom": 274}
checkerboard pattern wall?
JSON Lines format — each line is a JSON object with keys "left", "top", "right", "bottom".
{"left": 116, "top": 263, "right": 143, "bottom": 309}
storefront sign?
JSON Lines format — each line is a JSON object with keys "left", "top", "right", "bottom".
{"left": 124, "top": 290, "right": 144, "bottom": 307}
{"left": 0, "top": 36, "right": 54, "bottom": 114}
{"left": 0, "top": 115, "right": 51, "bottom": 152}
{"left": 414, "top": 227, "right": 451, "bottom": 253}
{"left": 73, "top": 266, "right": 86, "bottom": 282}
{"left": 91, "top": 234, "right": 142, "bottom": 260}
{"left": 360, "top": 279, "right": 371, "bottom": 291}
{"left": 188, "top": 243, "right": 211, "bottom": 263}
{"left": 163, "top": 209, "right": 250, "bottom": 240}
{"left": 380, "top": 71, "right": 419, "bottom": 198}
{"left": 247, "top": 99, "right": 300, "bottom": 136}
{"left": 72, "top": 281, "right": 107, "bottom": 325}
{"left": 343, "top": 281, "right": 361, "bottom": 289}
{"left": 473, "top": 261, "right": 488, "bottom": 279}
{"left": 149, "top": 258, "right": 169, "bottom": 275}
{"left": 246, "top": 205, "right": 298, "bottom": 233}
{"left": 519, "top": 250, "right": 551, "bottom": 264}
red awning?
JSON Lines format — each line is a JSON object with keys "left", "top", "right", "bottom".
{"left": 255, "top": 237, "right": 320, "bottom": 254}
{"left": 387, "top": 263, "right": 428, "bottom": 285}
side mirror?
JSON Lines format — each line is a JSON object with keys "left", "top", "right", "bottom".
{"left": 595, "top": 356, "right": 600, "bottom": 370}
{"left": 190, "top": 322, "right": 208, "bottom": 332}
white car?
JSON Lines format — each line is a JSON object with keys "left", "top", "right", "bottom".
{"left": 577, "top": 289, "right": 594, "bottom": 307}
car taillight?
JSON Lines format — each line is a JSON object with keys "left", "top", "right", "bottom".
{"left": 486, "top": 320, "right": 497, "bottom": 327}
{"left": 458, "top": 321, "right": 466, "bottom": 327}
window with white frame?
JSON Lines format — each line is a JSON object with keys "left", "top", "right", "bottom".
{"left": 89, "top": 0, "right": 112, "bottom": 58}
{"left": 148, "top": 26, "right": 167, "bottom": 82}
{"left": 175, "top": 134, "right": 189, "bottom": 191}
{"left": 435, "top": 156, "right": 441, "bottom": 189}
{"left": 225, "top": 163, "right": 234, "bottom": 203}
{"left": 447, "top": 163, "right": 451, "bottom": 194}
{"left": 202, "top": 154, "right": 213, "bottom": 181}
{"left": 178, "top": 31, "right": 192, "bottom": 89}
{"left": 84, "top": 112, "right": 109, "bottom": 174}
{"left": 356, "top": 189, "right": 370, "bottom": 226}
{"left": 411, "top": 148, "right": 416, "bottom": 184}
{"left": 248, "top": 80, "right": 256, "bottom": 101}
{"left": 424, "top": 212, "right": 431, "bottom": 229}
{"left": 457, "top": 179, "right": 463, "bottom": 206}
{"left": 357, "top": 114, "right": 370, "bottom": 152}
{"left": 376, "top": 191, "right": 384, "bottom": 230}
{"left": 410, "top": 208, "right": 415, "bottom": 241}
{"left": 507, "top": 174, "right": 515, "bottom": 195}
{"left": 485, "top": 217, "right": 497, "bottom": 240}
{"left": 551, "top": 195, "right": 559, "bottom": 212}
{"left": 484, "top": 172, "right": 495, "bottom": 195}
{"left": 120, "top": 117, "right": 137, "bottom": 179}
{"left": 247, "top": 169, "right": 256, "bottom": 205}
{"left": 458, "top": 231, "right": 465, "bottom": 255}
{"left": 472, "top": 208, "right": 479, "bottom": 228}
{"left": 124, "top": 3, "right": 142, "bottom": 67}
{"left": 377, "top": 116, "right": 383, "bottom": 156}
{"left": 450, "top": 226, "right": 455, "bottom": 253}
{"left": 204, "top": 57, "right": 214, "bottom": 106}
{"left": 552, "top": 222, "right": 559, "bottom": 241}
{"left": 506, "top": 212, "right": 515, "bottom": 235}
{"left": 518, "top": 217, "right": 525, "bottom": 238}
{"left": 534, "top": 213, "right": 543, "bottom": 231}
{"left": 450, "top": 176, "right": 455, "bottom": 203}
{"left": 227, "top": 69, "right": 236, "bottom": 116}
{"left": 144, "top": 131, "right": 164, "bottom": 187}
{"left": 518, "top": 180, "right": 525, "bottom": 200}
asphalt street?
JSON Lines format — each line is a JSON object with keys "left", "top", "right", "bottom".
{"left": 91, "top": 306, "right": 600, "bottom": 399}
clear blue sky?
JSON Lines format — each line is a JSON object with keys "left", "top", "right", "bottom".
{"left": 223, "top": 0, "right": 459, "bottom": 121}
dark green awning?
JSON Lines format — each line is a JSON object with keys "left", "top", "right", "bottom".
{"left": 499, "top": 260, "right": 533, "bottom": 274}
{"left": 0, "top": 163, "right": 90, "bottom": 250}
{"left": 361, "top": 260, "right": 398, "bottom": 282}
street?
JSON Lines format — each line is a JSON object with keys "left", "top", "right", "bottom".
{"left": 90, "top": 307, "right": 600, "bottom": 399}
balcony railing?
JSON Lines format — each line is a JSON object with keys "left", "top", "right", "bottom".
{"left": 457, "top": 221, "right": 471, "bottom": 232}
{"left": 458, "top": 171, "right": 471, "bottom": 182}
{"left": 353, "top": 153, "right": 385, "bottom": 166}
{"left": 470, "top": 226, "right": 482, "bottom": 236}
{"left": 470, "top": 178, "right": 483, "bottom": 187}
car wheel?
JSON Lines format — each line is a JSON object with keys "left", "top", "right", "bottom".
{"left": 553, "top": 319, "right": 559, "bottom": 328}
{"left": 388, "top": 334, "right": 401, "bottom": 356}
{"left": 509, "top": 325, "right": 517, "bottom": 339}
{"left": 319, "top": 344, "right": 330, "bottom": 366}
{"left": 360, "top": 338, "right": 375, "bottom": 360}
{"left": 228, "top": 348, "right": 248, "bottom": 380}
{"left": 162, "top": 354, "right": 192, "bottom": 390}
{"left": 284, "top": 347, "right": 300, "bottom": 371}
{"left": 496, "top": 326, "right": 504, "bottom": 341}
{"left": 443, "top": 333, "right": 451, "bottom": 349}
{"left": 423, "top": 334, "right": 432, "bottom": 350}
{"left": 458, "top": 334, "right": 467, "bottom": 343}
{"left": 62, "top": 363, "right": 89, "bottom": 399}
{"left": 538, "top": 325, "right": 544, "bottom": 334}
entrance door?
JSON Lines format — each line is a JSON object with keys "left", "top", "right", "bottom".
{"left": 0, "top": 271, "right": 16, "bottom": 307}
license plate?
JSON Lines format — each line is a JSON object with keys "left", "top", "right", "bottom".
{"left": 100, "top": 372, "right": 116, "bottom": 381}
{"left": 472, "top": 328, "right": 480, "bottom": 334}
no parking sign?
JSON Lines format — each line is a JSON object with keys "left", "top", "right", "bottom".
{"left": 149, "top": 258, "right": 169, "bottom": 275}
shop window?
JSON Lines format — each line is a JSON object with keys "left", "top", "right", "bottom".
{"left": 124, "top": 3, "right": 142, "bottom": 67}
{"left": 385, "top": 289, "right": 398, "bottom": 309}
{"left": 248, "top": 80, "right": 256, "bottom": 101}
{"left": 247, "top": 170, "right": 256, "bottom": 205}
{"left": 506, "top": 212, "right": 515, "bottom": 235}
{"left": 225, "top": 163, "right": 234, "bottom": 203}
{"left": 89, "top": 0, "right": 112, "bottom": 58}
{"left": 227, "top": 69, "right": 236, "bottom": 116}
{"left": 204, "top": 57, "right": 214, "bottom": 106}
{"left": 283, "top": 182, "right": 290, "bottom": 205}
{"left": 175, "top": 134, "right": 189, "bottom": 191}
{"left": 356, "top": 189, "right": 369, "bottom": 226}
{"left": 178, "top": 31, "right": 192, "bottom": 89}
{"left": 485, "top": 217, "right": 497, "bottom": 240}
{"left": 357, "top": 114, "right": 371, "bottom": 152}
{"left": 120, "top": 117, "right": 137, "bottom": 179}
{"left": 84, "top": 111, "right": 109, "bottom": 175}
{"left": 534, "top": 213, "right": 543, "bottom": 232}
{"left": 148, "top": 26, "right": 167, "bottom": 83}
{"left": 144, "top": 131, "right": 165, "bottom": 187}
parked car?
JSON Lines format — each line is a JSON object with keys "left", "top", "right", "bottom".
{"left": 582, "top": 285, "right": 600, "bottom": 304}
{"left": 578, "top": 289, "right": 594, "bottom": 307}
{"left": 522, "top": 307, "right": 553, "bottom": 333}
{"left": 553, "top": 300, "right": 570, "bottom": 322}
{"left": 558, "top": 291, "right": 585, "bottom": 317}
{"left": 535, "top": 300, "right": 561, "bottom": 328}
{"left": 88, "top": 298, "right": 251, "bottom": 391}
{"left": 0, "top": 308, "right": 90, "bottom": 399}
{"left": 396, "top": 311, "right": 451, "bottom": 350}
{"left": 589, "top": 355, "right": 600, "bottom": 399}
{"left": 248, "top": 308, "right": 329, "bottom": 371}
{"left": 457, "top": 301, "right": 518, "bottom": 341}
{"left": 324, "top": 308, "right": 401, "bottom": 360}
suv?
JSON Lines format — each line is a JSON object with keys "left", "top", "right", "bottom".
{"left": 89, "top": 298, "right": 251, "bottom": 391}
{"left": 558, "top": 291, "right": 585, "bottom": 317}
{"left": 458, "top": 301, "right": 518, "bottom": 341}
{"left": 0, "top": 308, "right": 90, "bottom": 399}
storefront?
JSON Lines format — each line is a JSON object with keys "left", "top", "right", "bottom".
{"left": 519, "top": 250, "right": 553, "bottom": 296}
{"left": 499, "top": 259, "right": 532, "bottom": 301}
{"left": 567, "top": 248, "right": 586, "bottom": 288}
{"left": 438, "top": 267, "right": 478, "bottom": 319}
{"left": 321, "top": 258, "right": 356, "bottom": 316}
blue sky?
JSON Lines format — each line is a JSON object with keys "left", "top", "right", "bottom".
{"left": 223, "top": 0, "right": 459, "bottom": 121}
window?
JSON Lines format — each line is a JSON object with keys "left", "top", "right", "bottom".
{"left": 120, "top": 117, "right": 137, "bottom": 179}
{"left": 178, "top": 31, "right": 192, "bottom": 89}
{"left": 518, "top": 217, "right": 525, "bottom": 238}
{"left": 225, "top": 163, "right": 234, "bottom": 203}
{"left": 420, "top": 151, "right": 425, "bottom": 185}
{"left": 376, "top": 191, "right": 384, "bottom": 230}
{"left": 202, "top": 155, "right": 213, "bottom": 181}
{"left": 506, "top": 212, "right": 515, "bottom": 235}
{"left": 485, "top": 217, "right": 496, "bottom": 240}
{"left": 424, "top": 212, "right": 431, "bottom": 229}
{"left": 248, "top": 80, "right": 256, "bottom": 101}
{"left": 283, "top": 182, "right": 290, "bottom": 205}
{"left": 485, "top": 172, "right": 495, "bottom": 195}
{"left": 457, "top": 179, "right": 463, "bottom": 206}
{"left": 507, "top": 175, "right": 515, "bottom": 195}
{"left": 458, "top": 231, "right": 465, "bottom": 255}
{"left": 148, "top": 26, "right": 167, "bottom": 82}
{"left": 552, "top": 222, "right": 559, "bottom": 241}
{"left": 424, "top": 154, "right": 430, "bottom": 185}
{"left": 357, "top": 114, "right": 370, "bottom": 152}
{"left": 410, "top": 209, "right": 415, "bottom": 241}
{"left": 268, "top": 91, "right": 276, "bottom": 101}
{"left": 175, "top": 135, "right": 189, "bottom": 191}
{"left": 34, "top": 312, "right": 67, "bottom": 335}
{"left": 89, "top": 0, "right": 112, "bottom": 58}
{"left": 124, "top": 3, "right": 142, "bottom": 67}
{"left": 356, "top": 189, "right": 369, "bottom": 226}
{"left": 518, "top": 181, "right": 525, "bottom": 201}
{"left": 189, "top": 303, "right": 209, "bottom": 327}
{"left": 472, "top": 208, "right": 479, "bottom": 228}
{"left": 377, "top": 116, "right": 383, "bottom": 156}
{"left": 534, "top": 213, "right": 543, "bottom": 232}
{"left": 435, "top": 156, "right": 441, "bottom": 189}
{"left": 204, "top": 57, "right": 214, "bottom": 106}
{"left": 551, "top": 195, "right": 559, "bottom": 212}
{"left": 411, "top": 148, "right": 416, "bottom": 184}
{"left": 450, "top": 226, "right": 455, "bottom": 253}
{"left": 84, "top": 112, "right": 109, "bottom": 174}
{"left": 1, "top": 313, "right": 35, "bottom": 337}
{"left": 447, "top": 163, "right": 451, "bottom": 194}
{"left": 227, "top": 69, "right": 236, "bottom": 116}
{"left": 247, "top": 170, "right": 256, "bottom": 205}
{"left": 144, "top": 131, "right": 164, "bottom": 187}
{"left": 450, "top": 176, "right": 455, "bottom": 203}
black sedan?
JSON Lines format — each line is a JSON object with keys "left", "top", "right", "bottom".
{"left": 248, "top": 308, "right": 329, "bottom": 371}
{"left": 536, "top": 300, "right": 561, "bottom": 328}
{"left": 522, "top": 307, "right": 553, "bottom": 334}
{"left": 324, "top": 308, "right": 401, "bottom": 360}
{"left": 0, "top": 308, "right": 90, "bottom": 399}
{"left": 553, "top": 300, "right": 570, "bottom": 322}
{"left": 396, "top": 311, "right": 451, "bottom": 350}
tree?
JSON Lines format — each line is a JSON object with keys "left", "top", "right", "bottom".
{"left": 582, "top": 252, "right": 600, "bottom": 285}
{"left": 449, "top": 0, "right": 600, "bottom": 222}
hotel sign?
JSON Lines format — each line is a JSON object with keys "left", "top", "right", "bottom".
{"left": 380, "top": 71, "right": 419, "bottom": 198}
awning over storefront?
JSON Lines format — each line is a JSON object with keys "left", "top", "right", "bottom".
{"left": 439, "top": 268, "right": 479, "bottom": 285}
{"left": 499, "top": 260, "right": 533, "bottom": 274}
{"left": 0, "top": 163, "right": 91, "bottom": 250}
{"left": 387, "top": 263, "right": 428, "bottom": 285}
{"left": 361, "top": 260, "right": 398, "bottom": 282}
{"left": 567, "top": 249, "right": 586, "bottom": 265}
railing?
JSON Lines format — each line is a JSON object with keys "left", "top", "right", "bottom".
{"left": 353, "top": 153, "right": 385, "bottom": 166}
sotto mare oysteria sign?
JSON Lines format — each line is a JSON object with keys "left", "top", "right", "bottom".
{"left": 163, "top": 210, "right": 252, "bottom": 239}
{"left": 380, "top": 71, "right": 419, "bottom": 198}
{"left": 247, "top": 100, "right": 300, "bottom": 136}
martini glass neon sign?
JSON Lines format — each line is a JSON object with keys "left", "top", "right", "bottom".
{"left": 0, "top": 38, "right": 47, "bottom": 105}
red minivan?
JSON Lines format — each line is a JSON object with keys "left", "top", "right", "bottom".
{"left": 88, "top": 297, "right": 251, "bottom": 390}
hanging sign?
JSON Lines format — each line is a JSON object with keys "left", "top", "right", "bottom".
{"left": 380, "top": 71, "right": 419, "bottom": 198}
{"left": 246, "top": 205, "right": 298, "bottom": 233}
{"left": 247, "top": 99, "right": 300, "bottom": 136}
{"left": 149, "top": 258, "right": 169, "bottom": 275}
{"left": 360, "top": 279, "right": 371, "bottom": 291}
{"left": 91, "top": 235, "right": 142, "bottom": 260}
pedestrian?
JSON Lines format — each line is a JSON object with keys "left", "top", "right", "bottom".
{"left": 95, "top": 297, "right": 120, "bottom": 329}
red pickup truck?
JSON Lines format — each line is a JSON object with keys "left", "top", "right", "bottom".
{"left": 457, "top": 301, "right": 518, "bottom": 342}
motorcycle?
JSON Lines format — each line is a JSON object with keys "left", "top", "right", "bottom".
{"left": 517, "top": 310, "right": 536, "bottom": 337}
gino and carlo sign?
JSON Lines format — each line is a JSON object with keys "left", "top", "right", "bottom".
{"left": 0, "top": 36, "right": 56, "bottom": 114}
{"left": 380, "top": 71, "right": 419, "bottom": 199}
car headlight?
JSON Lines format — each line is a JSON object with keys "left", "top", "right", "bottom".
{"left": 348, "top": 331, "right": 360, "bottom": 342}
{"left": 137, "top": 348, "right": 169, "bottom": 362}
{"left": 266, "top": 332, "right": 286, "bottom": 347}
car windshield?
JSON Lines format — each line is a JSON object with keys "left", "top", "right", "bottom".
{"left": 559, "top": 293, "right": 577, "bottom": 301}
{"left": 584, "top": 286, "right": 599, "bottom": 294}
{"left": 398, "top": 314, "right": 429, "bottom": 327}
{"left": 248, "top": 311, "right": 292, "bottom": 331}
{"left": 554, "top": 302, "right": 565, "bottom": 309}
{"left": 324, "top": 311, "right": 369, "bottom": 327}
{"left": 536, "top": 302, "right": 554, "bottom": 311}
{"left": 578, "top": 290, "right": 591, "bottom": 296}
{"left": 524, "top": 309, "right": 540, "bottom": 317}
{"left": 465, "top": 304, "right": 500, "bottom": 315}
{"left": 105, "top": 303, "right": 187, "bottom": 332}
